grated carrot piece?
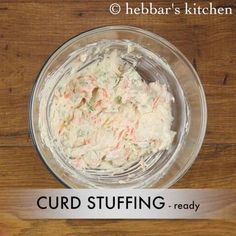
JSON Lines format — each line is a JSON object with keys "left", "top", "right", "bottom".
{"left": 118, "top": 129, "right": 125, "bottom": 140}
{"left": 83, "top": 139, "right": 91, "bottom": 145}
{"left": 152, "top": 96, "right": 160, "bottom": 108}
{"left": 115, "top": 142, "right": 120, "bottom": 150}
{"left": 130, "top": 127, "right": 134, "bottom": 135}
{"left": 102, "top": 88, "right": 108, "bottom": 98}
{"left": 94, "top": 100, "right": 102, "bottom": 108}
{"left": 64, "top": 91, "right": 70, "bottom": 99}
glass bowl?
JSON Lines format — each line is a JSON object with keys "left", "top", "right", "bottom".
{"left": 29, "top": 25, "right": 207, "bottom": 188}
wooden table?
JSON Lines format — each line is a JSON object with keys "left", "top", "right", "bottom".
{"left": 0, "top": 0, "right": 235, "bottom": 235}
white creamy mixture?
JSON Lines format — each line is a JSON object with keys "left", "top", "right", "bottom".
{"left": 39, "top": 41, "right": 176, "bottom": 171}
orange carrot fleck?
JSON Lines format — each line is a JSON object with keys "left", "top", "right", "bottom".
{"left": 58, "top": 126, "right": 64, "bottom": 134}
{"left": 102, "top": 88, "right": 108, "bottom": 98}
{"left": 95, "top": 100, "right": 102, "bottom": 108}
{"left": 89, "top": 75, "right": 96, "bottom": 81}
{"left": 118, "top": 129, "right": 125, "bottom": 140}
{"left": 115, "top": 142, "right": 120, "bottom": 150}
{"left": 83, "top": 139, "right": 90, "bottom": 145}
{"left": 81, "top": 89, "right": 88, "bottom": 94}
{"left": 152, "top": 96, "right": 160, "bottom": 108}
{"left": 130, "top": 128, "right": 134, "bottom": 135}
{"left": 64, "top": 91, "right": 70, "bottom": 99}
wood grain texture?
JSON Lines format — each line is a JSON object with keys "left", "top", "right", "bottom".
{"left": 0, "top": 0, "right": 236, "bottom": 235}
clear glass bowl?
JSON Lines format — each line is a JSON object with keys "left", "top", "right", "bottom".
{"left": 29, "top": 26, "right": 207, "bottom": 188}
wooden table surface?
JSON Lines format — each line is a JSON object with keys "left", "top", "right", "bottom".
{"left": 0, "top": 0, "right": 236, "bottom": 235}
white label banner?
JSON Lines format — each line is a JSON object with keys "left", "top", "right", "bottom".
{"left": 1, "top": 189, "right": 236, "bottom": 219}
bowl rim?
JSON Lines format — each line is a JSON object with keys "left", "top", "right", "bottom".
{"left": 29, "top": 25, "right": 207, "bottom": 188}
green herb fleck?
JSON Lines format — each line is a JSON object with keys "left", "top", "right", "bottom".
{"left": 116, "top": 96, "right": 122, "bottom": 104}
{"left": 77, "top": 129, "right": 85, "bottom": 137}
{"left": 87, "top": 101, "right": 94, "bottom": 111}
